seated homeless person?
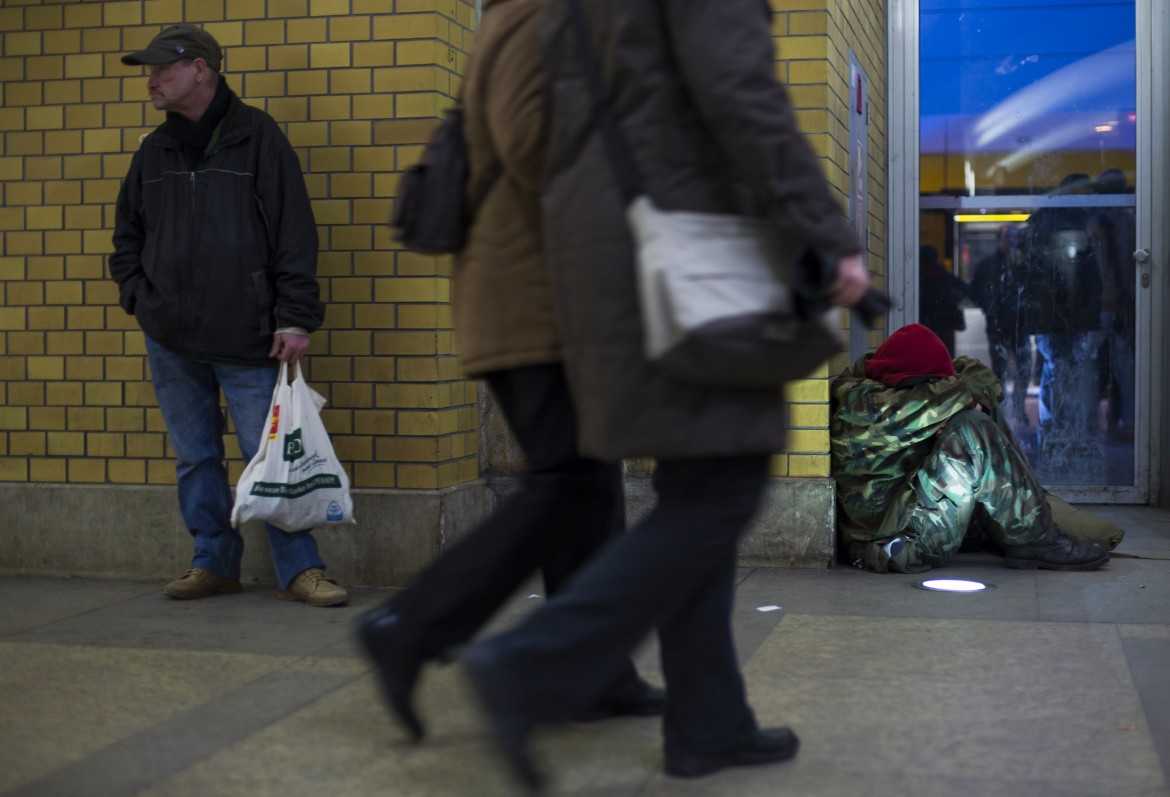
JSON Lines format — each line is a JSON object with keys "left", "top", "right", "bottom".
{"left": 831, "top": 324, "right": 1109, "bottom": 574}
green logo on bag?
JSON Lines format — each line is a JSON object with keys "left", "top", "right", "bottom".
{"left": 283, "top": 428, "right": 304, "bottom": 462}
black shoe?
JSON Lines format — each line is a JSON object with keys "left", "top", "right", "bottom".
{"left": 665, "top": 727, "right": 801, "bottom": 778}
{"left": 574, "top": 676, "right": 666, "bottom": 722}
{"left": 1003, "top": 528, "right": 1109, "bottom": 571}
{"left": 462, "top": 645, "right": 543, "bottom": 793}
{"left": 355, "top": 606, "right": 426, "bottom": 742}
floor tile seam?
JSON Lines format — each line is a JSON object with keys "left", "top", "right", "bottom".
{"left": 734, "top": 566, "right": 761, "bottom": 587}
{"left": 0, "top": 638, "right": 365, "bottom": 670}
{"left": 1117, "top": 623, "right": 1170, "bottom": 638}
{"left": 1, "top": 666, "right": 371, "bottom": 797}
{"left": 773, "top": 611, "right": 1131, "bottom": 629}
{"left": 779, "top": 760, "right": 1170, "bottom": 793}
{"left": 0, "top": 588, "right": 163, "bottom": 642}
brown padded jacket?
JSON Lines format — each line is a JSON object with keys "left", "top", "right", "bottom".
{"left": 536, "top": 0, "right": 860, "bottom": 461}
{"left": 454, "top": 0, "right": 559, "bottom": 376}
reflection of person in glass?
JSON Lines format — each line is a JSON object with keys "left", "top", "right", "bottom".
{"left": 1020, "top": 173, "right": 1102, "bottom": 460}
{"left": 968, "top": 225, "right": 1030, "bottom": 427}
{"left": 918, "top": 244, "right": 967, "bottom": 356}
{"left": 1088, "top": 168, "right": 1136, "bottom": 441}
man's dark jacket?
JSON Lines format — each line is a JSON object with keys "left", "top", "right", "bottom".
{"left": 110, "top": 87, "right": 323, "bottom": 365}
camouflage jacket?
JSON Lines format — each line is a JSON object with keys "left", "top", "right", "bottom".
{"left": 830, "top": 355, "right": 1002, "bottom": 549}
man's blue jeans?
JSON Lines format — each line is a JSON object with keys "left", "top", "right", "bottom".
{"left": 146, "top": 336, "right": 326, "bottom": 589}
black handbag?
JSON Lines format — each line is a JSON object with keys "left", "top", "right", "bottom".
{"left": 390, "top": 107, "right": 501, "bottom": 255}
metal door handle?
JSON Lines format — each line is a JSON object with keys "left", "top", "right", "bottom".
{"left": 1133, "top": 248, "right": 1151, "bottom": 265}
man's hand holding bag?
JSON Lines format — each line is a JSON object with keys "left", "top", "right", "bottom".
{"left": 232, "top": 361, "right": 356, "bottom": 531}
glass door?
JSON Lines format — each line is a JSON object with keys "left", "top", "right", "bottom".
{"left": 891, "top": 0, "right": 1156, "bottom": 501}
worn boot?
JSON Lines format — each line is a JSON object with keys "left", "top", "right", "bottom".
{"left": 163, "top": 568, "right": 242, "bottom": 599}
{"left": 277, "top": 568, "right": 349, "bottom": 606}
{"left": 862, "top": 536, "right": 912, "bottom": 573}
{"left": 1002, "top": 528, "right": 1108, "bottom": 571}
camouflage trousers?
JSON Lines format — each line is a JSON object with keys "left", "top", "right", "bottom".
{"left": 893, "top": 410, "right": 1052, "bottom": 572}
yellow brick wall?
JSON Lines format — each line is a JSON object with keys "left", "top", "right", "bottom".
{"left": 770, "top": 0, "right": 888, "bottom": 479}
{"left": 0, "top": 1, "right": 888, "bottom": 491}
{"left": 0, "top": 0, "right": 479, "bottom": 491}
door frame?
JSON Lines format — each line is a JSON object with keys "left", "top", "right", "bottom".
{"left": 886, "top": 0, "right": 1166, "bottom": 504}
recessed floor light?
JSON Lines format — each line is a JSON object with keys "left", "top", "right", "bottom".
{"left": 913, "top": 578, "right": 994, "bottom": 593}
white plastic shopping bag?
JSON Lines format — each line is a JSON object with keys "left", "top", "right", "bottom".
{"left": 231, "top": 361, "right": 356, "bottom": 531}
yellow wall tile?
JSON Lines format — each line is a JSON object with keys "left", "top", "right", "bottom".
{"left": 353, "top": 410, "right": 396, "bottom": 435}
{"left": 245, "top": 71, "right": 287, "bottom": 97}
{"left": 8, "top": 334, "right": 44, "bottom": 357}
{"left": 28, "top": 357, "right": 64, "bottom": 380}
{"left": 87, "top": 433, "right": 125, "bottom": 457}
{"left": 0, "top": 8, "right": 20, "bottom": 32}
{"left": 270, "top": 0, "right": 309, "bottom": 17}
{"left": 310, "top": 95, "right": 351, "bottom": 120}
{"left": 0, "top": 458, "right": 30, "bottom": 481}
{"left": 246, "top": 19, "right": 286, "bottom": 45}
{"left": 353, "top": 462, "right": 394, "bottom": 488}
{"left": 268, "top": 97, "right": 309, "bottom": 122}
{"left": 353, "top": 42, "right": 395, "bottom": 67}
{"left": 26, "top": 7, "right": 65, "bottom": 29}
{"left": 6, "top": 82, "right": 43, "bottom": 106}
{"left": 147, "top": 459, "right": 177, "bottom": 484}
{"left": 48, "top": 431, "right": 86, "bottom": 456}
{"left": 397, "top": 463, "right": 440, "bottom": 489}
{"left": 28, "top": 407, "right": 66, "bottom": 430}
{"left": 29, "top": 458, "right": 66, "bottom": 481}
{"left": 288, "top": 18, "right": 328, "bottom": 42}
{"left": 68, "top": 458, "right": 106, "bottom": 483}
{"left": 7, "top": 282, "right": 45, "bottom": 305}
{"left": 0, "top": 355, "right": 29, "bottom": 379}
{"left": 227, "top": 46, "right": 268, "bottom": 72}
{"left": 10, "top": 433, "right": 47, "bottom": 457}
{"left": 126, "top": 433, "right": 165, "bottom": 458}
{"left": 5, "top": 32, "right": 43, "bottom": 57}
{"left": 186, "top": 2, "right": 227, "bottom": 22}
{"left": 310, "top": 42, "right": 352, "bottom": 69}
{"left": 372, "top": 66, "right": 439, "bottom": 94}
{"left": 106, "top": 408, "right": 145, "bottom": 432}
{"left": 145, "top": 0, "right": 186, "bottom": 25}
{"left": 83, "top": 129, "right": 122, "bottom": 153}
{"left": 330, "top": 68, "right": 372, "bottom": 94}
{"left": 269, "top": 45, "right": 310, "bottom": 70}
{"left": 84, "top": 382, "right": 123, "bottom": 406}
{"left": 330, "top": 16, "right": 371, "bottom": 41}
{"left": 108, "top": 459, "right": 146, "bottom": 483}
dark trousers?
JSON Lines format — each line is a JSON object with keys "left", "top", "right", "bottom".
{"left": 386, "top": 364, "right": 638, "bottom": 689}
{"left": 476, "top": 453, "right": 771, "bottom": 757}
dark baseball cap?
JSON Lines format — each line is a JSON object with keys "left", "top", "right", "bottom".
{"left": 121, "top": 24, "right": 223, "bottom": 72}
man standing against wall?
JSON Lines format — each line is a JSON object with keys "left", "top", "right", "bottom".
{"left": 110, "top": 25, "right": 348, "bottom": 607}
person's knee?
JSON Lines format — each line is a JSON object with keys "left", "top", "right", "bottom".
{"left": 938, "top": 409, "right": 1006, "bottom": 454}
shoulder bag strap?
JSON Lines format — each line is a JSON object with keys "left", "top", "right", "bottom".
{"left": 564, "top": 0, "right": 644, "bottom": 204}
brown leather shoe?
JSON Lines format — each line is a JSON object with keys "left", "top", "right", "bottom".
{"left": 164, "top": 568, "right": 242, "bottom": 600}
{"left": 277, "top": 568, "right": 349, "bottom": 607}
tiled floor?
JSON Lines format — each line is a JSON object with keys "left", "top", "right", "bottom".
{"left": 2, "top": 504, "right": 1168, "bottom": 796}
